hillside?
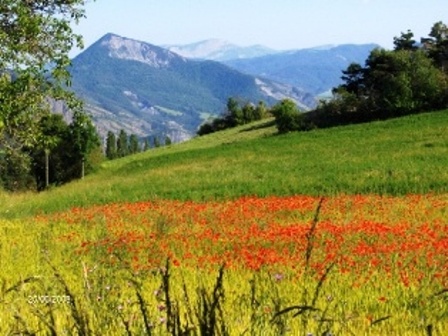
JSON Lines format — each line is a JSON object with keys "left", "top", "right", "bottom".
{"left": 1, "top": 110, "right": 447, "bottom": 219}
{"left": 68, "top": 33, "right": 315, "bottom": 141}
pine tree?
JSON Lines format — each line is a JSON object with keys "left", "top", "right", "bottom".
{"left": 153, "top": 136, "right": 161, "bottom": 148}
{"left": 117, "top": 130, "right": 129, "bottom": 157}
{"left": 143, "top": 138, "right": 151, "bottom": 151}
{"left": 129, "top": 134, "right": 140, "bottom": 154}
{"left": 105, "top": 131, "right": 117, "bottom": 159}
{"left": 164, "top": 135, "right": 172, "bottom": 146}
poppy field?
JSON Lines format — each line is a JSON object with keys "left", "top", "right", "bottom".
{"left": 1, "top": 193, "right": 447, "bottom": 334}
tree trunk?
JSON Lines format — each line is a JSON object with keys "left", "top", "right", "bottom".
{"left": 45, "top": 149, "right": 50, "bottom": 189}
{"left": 81, "top": 157, "right": 85, "bottom": 179}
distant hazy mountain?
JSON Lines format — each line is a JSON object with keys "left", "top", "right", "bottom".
{"left": 166, "top": 39, "right": 279, "bottom": 61}
{"left": 224, "top": 44, "right": 379, "bottom": 95}
{"left": 68, "top": 34, "right": 316, "bottom": 142}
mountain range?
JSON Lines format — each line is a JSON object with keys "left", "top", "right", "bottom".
{"left": 224, "top": 44, "right": 378, "bottom": 95}
{"left": 166, "top": 39, "right": 378, "bottom": 95}
{"left": 165, "top": 39, "right": 278, "bottom": 61}
{"left": 65, "top": 34, "right": 378, "bottom": 142}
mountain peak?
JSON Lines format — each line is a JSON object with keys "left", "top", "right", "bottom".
{"left": 98, "top": 33, "right": 185, "bottom": 68}
{"left": 166, "top": 39, "right": 278, "bottom": 61}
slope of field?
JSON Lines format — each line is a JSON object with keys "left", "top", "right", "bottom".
{"left": 1, "top": 110, "right": 447, "bottom": 218}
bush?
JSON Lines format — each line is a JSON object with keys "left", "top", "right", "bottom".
{"left": 271, "top": 99, "right": 310, "bottom": 133}
{"left": 0, "top": 147, "right": 36, "bottom": 192}
{"left": 197, "top": 122, "right": 215, "bottom": 136}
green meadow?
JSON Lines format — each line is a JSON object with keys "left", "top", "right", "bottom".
{"left": 0, "top": 110, "right": 447, "bottom": 335}
{"left": 1, "top": 110, "right": 447, "bottom": 219}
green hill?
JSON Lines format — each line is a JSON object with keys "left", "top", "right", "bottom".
{"left": 1, "top": 110, "right": 447, "bottom": 218}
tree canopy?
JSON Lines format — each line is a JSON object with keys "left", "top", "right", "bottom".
{"left": 0, "top": 0, "right": 87, "bottom": 145}
{"left": 197, "top": 98, "right": 269, "bottom": 136}
{"left": 0, "top": 0, "right": 99, "bottom": 191}
{"left": 306, "top": 21, "right": 448, "bottom": 130}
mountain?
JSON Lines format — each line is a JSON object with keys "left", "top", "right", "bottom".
{"left": 224, "top": 44, "right": 379, "bottom": 95}
{"left": 68, "top": 34, "right": 315, "bottom": 142}
{"left": 165, "top": 39, "right": 279, "bottom": 61}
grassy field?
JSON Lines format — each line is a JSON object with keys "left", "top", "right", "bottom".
{"left": 1, "top": 110, "right": 447, "bottom": 218}
{"left": 0, "top": 110, "right": 447, "bottom": 334}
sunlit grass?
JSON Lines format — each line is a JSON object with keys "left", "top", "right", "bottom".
{"left": 2, "top": 110, "right": 447, "bottom": 219}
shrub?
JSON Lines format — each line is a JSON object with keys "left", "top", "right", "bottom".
{"left": 271, "top": 99, "right": 308, "bottom": 133}
{"left": 0, "top": 146, "right": 36, "bottom": 192}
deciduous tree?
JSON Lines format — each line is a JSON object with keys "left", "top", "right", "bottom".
{"left": 70, "top": 110, "right": 100, "bottom": 179}
{"left": 0, "top": 0, "right": 90, "bottom": 190}
{"left": 271, "top": 99, "right": 304, "bottom": 133}
{"left": 0, "top": 0, "right": 87, "bottom": 148}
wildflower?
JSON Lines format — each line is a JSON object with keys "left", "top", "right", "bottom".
{"left": 273, "top": 273, "right": 284, "bottom": 282}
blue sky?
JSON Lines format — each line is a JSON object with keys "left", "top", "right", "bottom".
{"left": 72, "top": 0, "right": 447, "bottom": 56}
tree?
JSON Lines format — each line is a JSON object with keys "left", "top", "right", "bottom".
{"left": 197, "top": 98, "right": 270, "bottom": 136}
{"left": 321, "top": 41, "right": 448, "bottom": 126}
{"left": 0, "top": 138, "right": 36, "bottom": 192}
{"left": 70, "top": 110, "right": 100, "bottom": 179}
{"left": 117, "top": 129, "right": 129, "bottom": 157}
{"left": 225, "top": 97, "right": 243, "bottom": 126}
{"left": 35, "top": 114, "right": 67, "bottom": 189}
{"left": 0, "top": 0, "right": 89, "bottom": 190}
{"left": 394, "top": 30, "right": 418, "bottom": 51}
{"left": 153, "top": 136, "right": 161, "bottom": 148}
{"left": 129, "top": 134, "right": 140, "bottom": 154}
{"left": 254, "top": 101, "right": 268, "bottom": 120}
{"left": 271, "top": 99, "right": 304, "bottom": 133}
{"left": 164, "top": 136, "right": 172, "bottom": 146}
{"left": 105, "top": 131, "right": 117, "bottom": 159}
{"left": 423, "top": 21, "right": 448, "bottom": 72}
{"left": 30, "top": 114, "right": 84, "bottom": 190}
{"left": 143, "top": 138, "right": 151, "bottom": 151}
{"left": 363, "top": 48, "right": 447, "bottom": 116}
{"left": 339, "top": 63, "right": 366, "bottom": 96}
{"left": 241, "top": 103, "right": 256, "bottom": 124}
{"left": 197, "top": 122, "right": 215, "bottom": 136}
{"left": 309, "top": 22, "right": 448, "bottom": 130}
{"left": 0, "top": 0, "right": 86, "bottom": 149}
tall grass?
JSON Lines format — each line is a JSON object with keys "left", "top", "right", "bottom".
{"left": 1, "top": 194, "right": 447, "bottom": 334}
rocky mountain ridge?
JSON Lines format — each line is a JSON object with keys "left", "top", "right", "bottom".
{"left": 68, "top": 33, "right": 315, "bottom": 142}
{"left": 106, "top": 34, "right": 185, "bottom": 68}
